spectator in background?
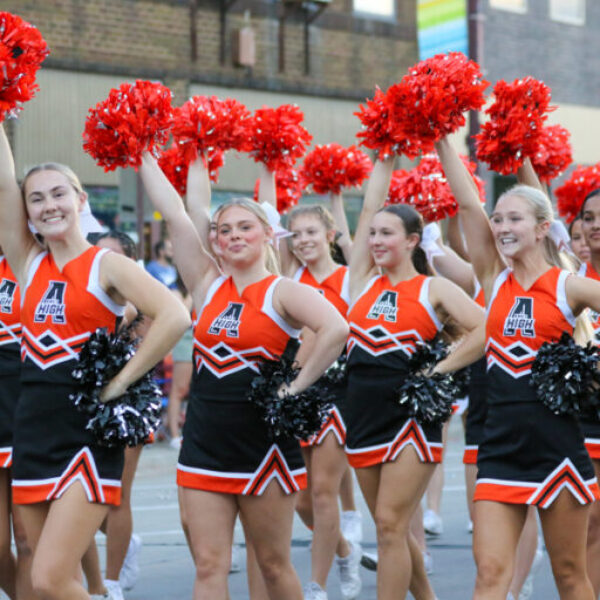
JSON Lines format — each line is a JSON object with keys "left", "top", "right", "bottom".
{"left": 146, "top": 239, "right": 177, "bottom": 288}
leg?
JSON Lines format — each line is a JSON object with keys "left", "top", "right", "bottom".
{"left": 179, "top": 487, "right": 237, "bottom": 600}
{"left": 30, "top": 483, "right": 109, "bottom": 600}
{"left": 81, "top": 540, "right": 106, "bottom": 595}
{"left": 374, "top": 449, "right": 436, "bottom": 600}
{"left": 294, "top": 447, "right": 313, "bottom": 531}
{"left": 12, "top": 505, "right": 34, "bottom": 600}
{"left": 472, "top": 501, "right": 527, "bottom": 600}
{"left": 538, "top": 490, "right": 595, "bottom": 600}
{"left": 105, "top": 444, "right": 143, "bottom": 580}
{"left": 464, "top": 463, "right": 477, "bottom": 525}
{"left": 508, "top": 506, "right": 538, "bottom": 599}
{"left": 0, "top": 470, "right": 16, "bottom": 599}
{"left": 339, "top": 466, "right": 356, "bottom": 512}
{"left": 239, "top": 482, "right": 302, "bottom": 600}
{"left": 240, "top": 514, "right": 269, "bottom": 600}
{"left": 408, "top": 531, "right": 436, "bottom": 600}
{"left": 424, "top": 421, "right": 449, "bottom": 536}
{"left": 587, "top": 459, "right": 600, "bottom": 598}
{"left": 168, "top": 361, "right": 192, "bottom": 441}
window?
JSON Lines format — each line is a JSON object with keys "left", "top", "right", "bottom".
{"left": 353, "top": 0, "right": 395, "bottom": 19}
{"left": 550, "top": 0, "right": 585, "bottom": 25}
{"left": 489, "top": 0, "right": 527, "bottom": 13}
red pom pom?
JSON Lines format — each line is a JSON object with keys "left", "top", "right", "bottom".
{"left": 555, "top": 164, "right": 600, "bottom": 224}
{"left": 83, "top": 80, "right": 173, "bottom": 172}
{"left": 530, "top": 124, "right": 572, "bottom": 183}
{"left": 158, "top": 144, "right": 224, "bottom": 195}
{"left": 387, "top": 153, "right": 484, "bottom": 222}
{"left": 300, "top": 143, "right": 372, "bottom": 195}
{"left": 475, "top": 77, "right": 555, "bottom": 175}
{"left": 387, "top": 52, "right": 488, "bottom": 147}
{"left": 171, "top": 95, "right": 251, "bottom": 164}
{"left": 0, "top": 12, "right": 50, "bottom": 120}
{"left": 355, "top": 87, "right": 424, "bottom": 160}
{"left": 254, "top": 169, "right": 303, "bottom": 214}
{"left": 247, "top": 105, "right": 312, "bottom": 171}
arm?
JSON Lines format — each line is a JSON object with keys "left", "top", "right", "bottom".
{"left": 566, "top": 274, "right": 600, "bottom": 317}
{"left": 446, "top": 215, "right": 470, "bottom": 262}
{"left": 274, "top": 279, "right": 349, "bottom": 393}
{"left": 139, "top": 153, "right": 220, "bottom": 300}
{"left": 435, "top": 137, "right": 505, "bottom": 289}
{"left": 516, "top": 157, "right": 545, "bottom": 192}
{"left": 330, "top": 193, "right": 352, "bottom": 263}
{"left": 99, "top": 252, "right": 191, "bottom": 401}
{"left": 430, "top": 243, "right": 476, "bottom": 297}
{"left": 185, "top": 154, "right": 212, "bottom": 247}
{"left": 0, "top": 125, "right": 39, "bottom": 279}
{"left": 429, "top": 277, "right": 486, "bottom": 372}
{"left": 348, "top": 157, "right": 395, "bottom": 297}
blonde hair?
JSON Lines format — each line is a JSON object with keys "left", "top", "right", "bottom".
{"left": 286, "top": 204, "right": 335, "bottom": 232}
{"left": 213, "top": 198, "right": 280, "bottom": 275}
{"left": 20, "top": 163, "right": 84, "bottom": 198}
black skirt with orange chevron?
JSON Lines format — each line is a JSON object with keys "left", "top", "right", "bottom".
{"left": 0, "top": 370, "right": 19, "bottom": 468}
{"left": 580, "top": 416, "right": 600, "bottom": 460}
{"left": 11, "top": 383, "right": 124, "bottom": 505}
{"left": 344, "top": 365, "right": 443, "bottom": 468}
{"left": 474, "top": 401, "right": 599, "bottom": 508}
{"left": 177, "top": 394, "right": 306, "bottom": 495}
{"left": 463, "top": 358, "right": 488, "bottom": 465}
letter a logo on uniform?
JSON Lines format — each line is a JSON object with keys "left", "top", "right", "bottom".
{"left": 503, "top": 297, "right": 535, "bottom": 337}
{"left": 0, "top": 279, "right": 16, "bottom": 314}
{"left": 208, "top": 302, "right": 244, "bottom": 337}
{"left": 367, "top": 290, "right": 398, "bottom": 322}
{"left": 34, "top": 281, "right": 67, "bottom": 324}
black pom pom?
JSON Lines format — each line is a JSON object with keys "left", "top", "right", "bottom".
{"left": 247, "top": 352, "right": 334, "bottom": 442}
{"left": 322, "top": 353, "right": 347, "bottom": 386}
{"left": 70, "top": 327, "right": 162, "bottom": 447}
{"left": 530, "top": 331, "right": 600, "bottom": 417}
{"left": 395, "top": 339, "right": 458, "bottom": 425}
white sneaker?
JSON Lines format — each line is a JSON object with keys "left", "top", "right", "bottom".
{"left": 90, "top": 595, "right": 110, "bottom": 600}
{"left": 340, "top": 510, "right": 363, "bottom": 544}
{"left": 103, "top": 580, "right": 124, "bottom": 600}
{"left": 423, "top": 509, "right": 443, "bottom": 536}
{"left": 169, "top": 436, "right": 182, "bottom": 450}
{"left": 304, "top": 581, "right": 328, "bottom": 599}
{"left": 467, "top": 519, "right": 473, "bottom": 533}
{"left": 119, "top": 533, "right": 142, "bottom": 591}
{"left": 360, "top": 551, "right": 378, "bottom": 571}
{"left": 336, "top": 541, "right": 362, "bottom": 600}
{"left": 423, "top": 550, "right": 434, "bottom": 575}
{"left": 229, "top": 544, "right": 242, "bottom": 573}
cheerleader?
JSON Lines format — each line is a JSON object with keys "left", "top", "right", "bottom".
{"left": 576, "top": 189, "right": 600, "bottom": 598}
{"left": 437, "top": 136, "right": 600, "bottom": 600}
{"left": 570, "top": 216, "right": 591, "bottom": 263}
{"left": 345, "top": 157, "right": 486, "bottom": 600}
{"left": 0, "top": 125, "right": 191, "bottom": 600}
{"left": 138, "top": 153, "right": 349, "bottom": 600}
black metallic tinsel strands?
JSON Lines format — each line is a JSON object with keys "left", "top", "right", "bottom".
{"left": 247, "top": 353, "right": 334, "bottom": 442}
{"left": 530, "top": 331, "right": 600, "bottom": 417}
{"left": 69, "top": 327, "right": 162, "bottom": 447}
{"left": 396, "top": 338, "right": 459, "bottom": 425}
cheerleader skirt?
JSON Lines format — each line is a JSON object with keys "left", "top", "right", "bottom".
{"left": 0, "top": 373, "right": 20, "bottom": 468}
{"left": 580, "top": 416, "right": 600, "bottom": 461}
{"left": 463, "top": 358, "right": 488, "bottom": 465}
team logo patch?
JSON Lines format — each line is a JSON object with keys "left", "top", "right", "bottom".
{"left": 0, "top": 279, "right": 16, "bottom": 314}
{"left": 34, "top": 281, "right": 67, "bottom": 324}
{"left": 367, "top": 290, "right": 397, "bottom": 322}
{"left": 503, "top": 296, "right": 535, "bottom": 337}
{"left": 208, "top": 302, "right": 244, "bottom": 337}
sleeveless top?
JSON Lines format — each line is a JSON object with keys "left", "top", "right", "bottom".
{"left": 192, "top": 274, "right": 300, "bottom": 403}
{"left": 20, "top": 247, "right": 125, "bottom": 384}
{"left": 485, "top": 267, "right": 575, "bottom": 405}
{"left": 293, "top": 265, "right": 350, "bottom": 317}
{"left": 346, "top": 274, "right": 441, "bottom": 371}
{"left": 577, "top": 262, "right": 600, "bottom": 338}
{"left": 0, "top": 257, "right": 21, "bottom": 376}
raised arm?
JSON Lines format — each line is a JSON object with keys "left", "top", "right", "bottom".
{"left": 428, "top": 240, "right": 476, "bottom": 297}
{"left": 0, "top": 125, "right": 39, "bottom": 280}
{"left": 446, "top": 215, "right": 470, "bottom": 262}
{"left": 435, "top": 137, "right": 504, "bottom": 289}
{"left": 99, "top": 252, "right": 191, "bottom": 401}
{"left": 185, "top": 154, "right": 212, "bottom": 246}
{"left": 139, "top": 152, "right": 220, "bottom": 301}
{"left": 349, "top": 156, "right": 395, "bottom": 295}
{"left": 517, "top": 157, "right": 545, "bottom": 193}
{"left": 329, "top": 193, "right": 353, "bottom": 264}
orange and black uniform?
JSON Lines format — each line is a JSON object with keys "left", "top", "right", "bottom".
{"left": 344, "top": 274, "right": 443, "bottom": 468}
{"left": 293, "top": 265, "right": 349, "bottom": 446}
{"left": 577, "top": 262, "right": 600, "bottom": 459}
{"left": 177, "top": 274, "right": 307, "bottom": 495}
{"left": 474, "top": 267, "right": 599, "bottom": 507}
{"left": 12, "top": 247, "right": 125, "bottom": 506}
{"left": 0, "top": 257, "right": 21, "bottom": 468}
{"left": 463, "top": 283, "right": 488, "bottom": 465}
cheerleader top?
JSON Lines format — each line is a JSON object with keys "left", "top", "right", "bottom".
{"left": 0, "top": 256, "right": 21, "bottom": 376}
{"left": 293, "top": 265, "right": 350, "bottom": 317}
{"left": 20, "top": 247, "right": 125, "bottom": 384}
{"left": 346, "top": 274, "right": 441, "bottom": 371}
{"left": 577, "top": 262, "right": 600, "bottom": 337}
{"left": 473, "top": 280, "right": 485, "bottom": 308}
{"left": 192, "top": 274, "right": 300, "bottom": 403}
{"left": 485, "top": 267, "right": 575, "bottom": 405}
